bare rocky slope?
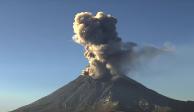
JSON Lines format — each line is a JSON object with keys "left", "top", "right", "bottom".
{"left": 12, "top": 75, "right": 194, "bottom": 112}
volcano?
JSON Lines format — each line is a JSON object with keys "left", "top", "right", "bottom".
{"left": 11, "top": 11, "right": 194, "bottom": 112}
{"left": 12, "top": 75, "right": 194, "bottom": 112}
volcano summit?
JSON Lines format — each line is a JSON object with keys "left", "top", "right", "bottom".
{"left": 12, "top": 75, "right": 194, "bottom": 112}
{"left": 12, "top": 12, "right": 194, "bottom": 112}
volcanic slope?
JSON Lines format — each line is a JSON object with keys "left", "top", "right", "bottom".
{"left": 12, "top": 75, "right": 194, "bottom": 112}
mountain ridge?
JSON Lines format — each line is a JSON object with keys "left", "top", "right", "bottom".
{"left": 12, "top": 75, "right": 194, "bottom": 112}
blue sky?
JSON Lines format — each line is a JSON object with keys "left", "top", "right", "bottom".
{"left": 0, "top": 0, "right": 194, "bottom": 111}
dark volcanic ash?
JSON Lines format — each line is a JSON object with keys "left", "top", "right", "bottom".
{"left": 73, "top": 12, "right": 173, "bottom": 79}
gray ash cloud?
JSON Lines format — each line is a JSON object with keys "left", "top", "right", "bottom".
{"left": 73, "top": 12, "right": 173, "bottom": 79}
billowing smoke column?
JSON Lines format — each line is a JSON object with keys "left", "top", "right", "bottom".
{"left": 73, "top": 12, "right": 173, "bottom": 79}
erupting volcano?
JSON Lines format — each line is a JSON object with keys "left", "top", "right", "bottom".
{"left": 12, "top": 12, "right": 194, "bottom": 112}
{"left": 73, "top": 12, "right": 173, "bottom": 79}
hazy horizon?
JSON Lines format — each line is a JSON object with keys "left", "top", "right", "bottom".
{"left": 0, "top": 0, "right": 194, "bottom": 112}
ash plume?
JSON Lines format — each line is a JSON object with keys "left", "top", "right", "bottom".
{"left": 73, "top": 12, "right": 173, "bottom": 79}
